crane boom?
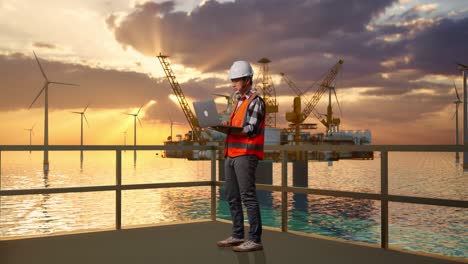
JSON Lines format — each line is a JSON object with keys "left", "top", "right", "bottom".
{"left": 280, "top": 72, "right": 322, "bottom": 120}
{"left": 157, "top": 53, "right": 203, "bottom": 143}
{"left": 300, "top": 59, "right": 343, "bottom": 122}
{"left": 280, "top": 72, "right": 303, "bottom": 96}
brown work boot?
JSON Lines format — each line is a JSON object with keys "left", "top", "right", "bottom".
{"left": 216, "top": 236, "right": 245, "bottom": 247}
{"left": 232, "top": 240, "right": 263, "bottom": 252}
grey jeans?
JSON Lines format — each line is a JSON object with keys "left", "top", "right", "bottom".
{"left": 224, "top": 155, "right": 262, "bottom": 243}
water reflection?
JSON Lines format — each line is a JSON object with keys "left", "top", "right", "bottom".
{"left": 0, "top": 151, "right": 466, "bottom": 258}
{"left": 40, "top": 172, "right": 51, "bottom": 234}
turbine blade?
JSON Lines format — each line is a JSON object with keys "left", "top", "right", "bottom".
{"left": 455, "top": 61, "right": 468, "bottom": 69}
{"left": 29, "top": 83, "right": 47, "bottom": 109}
{"left": 333, "top": 88, "right": 343, "bottom": 116}
{"left": 137, "top": 104, "right": 144, "bottom": 115}
{"left": 84, "top": 103, "right": 90, "bottom": 113}
{"left": 32, "top": 123, "right": 36, "bottom": 130}
{"left": 451, "top": 110, "right": 456, "bottom": 120}
{"left": 33, "top": 51, "right": 48, "bottom": 80}
{"left": 50, "top": 81, "right": 79, "bottom": 86}
{"left": 138, "top": 117, "right": 143, "bottom": 128}
{"left": 71, "top": 111, "right": 81, "bottom": 114}
{"left": 84, "top": 114, "right": 90, "bottom": 128}
{"left": 454, "top": 80, "right": 461, "bottom": 101}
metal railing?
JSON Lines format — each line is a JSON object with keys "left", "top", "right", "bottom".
{"left": 1, "top": 144, "right": 467, "bottom": 250}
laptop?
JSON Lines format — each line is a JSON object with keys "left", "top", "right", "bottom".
{"left": 193, "top": 99, "right": 243, "bottom": 135}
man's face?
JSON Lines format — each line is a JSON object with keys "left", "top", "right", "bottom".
{"left": 231, "top": 77, "right": 249, "bottom": 94}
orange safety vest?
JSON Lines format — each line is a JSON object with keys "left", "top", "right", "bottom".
{"left": 224, "top": 93, "right": 265, "bottom": 159}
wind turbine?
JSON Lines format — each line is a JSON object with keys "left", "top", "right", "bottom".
{"left": 29, "top": 51, "right": 79, "bottom": 174}
{"left": 452, "top": 81, "right": 462, "bottom": 164}
{"left": 125, "top": 105, "right": 143, "bottom": 166}
{"left": 24, "top": 124, "right": 36, "bottom": 153}
{"left": 71, "top": 103, "right": 90, "bottom": 164}
{"left": 456, "top": 62, "right": 468, "bottom": 170}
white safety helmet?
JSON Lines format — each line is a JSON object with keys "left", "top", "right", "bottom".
{"left": 229, "top": 60, "right": 254, "bottom": 80}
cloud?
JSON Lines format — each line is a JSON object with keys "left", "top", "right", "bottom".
{"left": 407, "top": 17, "right": 468, "bottom": 74}
{"left": 107, "top": 0, "right": 398, "bottom": 73}
{"left": 32, "top": 42, "right": 57, "bottom": 50}
{"left": 106, "top": 0, "right": 465, "bottom": 83}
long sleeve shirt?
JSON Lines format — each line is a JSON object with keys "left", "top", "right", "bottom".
{"left": 233, "top": 89, "right": 265, "bottom": 137}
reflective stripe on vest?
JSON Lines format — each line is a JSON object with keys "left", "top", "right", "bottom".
{"left": 225, "top": 93, "right": 265, "bottom": 160}
{"left": 225, "top": 142, "right": 264, "bottom": 151}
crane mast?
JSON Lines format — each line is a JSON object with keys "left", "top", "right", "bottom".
{"left": 157, "top": 53, "right": 204, "bottom": 143}
{"left": 282, "top": 60, "right": 344, "bottom": 148}
{"left": 256, "top": 58, "right": 279, "bottom": 127}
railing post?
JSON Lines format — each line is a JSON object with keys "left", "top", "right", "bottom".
{"left": 116, "top": 150, "right": 122, "bottom": 230}
{"left": 381, "top": 151, "right": 389, "bottom": 249}
{"left": 0, "top": 150, "right": 2, "bottom": 190}
{"left": 281, "top": 150, "right": 288, "bottom": 232}
{"left": 210, "top": 148, "right": 216, "bottom": 221}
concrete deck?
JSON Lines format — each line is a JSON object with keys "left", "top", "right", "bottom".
{"left": 0, "top": 221, "right": 464, "bottom": 264}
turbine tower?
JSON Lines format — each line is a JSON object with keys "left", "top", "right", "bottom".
{"left": 456, "top": 62, "right": 468, "bottom": 170}
{"left": 24, "top": 124, "right": 36, "bottom": 153}
{"left": 71, "top": 103, "right": 90, "bottom": 164}
{"left": 122, "top": 130, "right": 127, "bottom": 152}
{"left": 29, "top": 51, "right": 79, "bottom": 174}
{"left": 452, "top": 81, "right": 462, "bottom": 164}
{"left": 125, "top": 105, "right": 143, "bottom": 166}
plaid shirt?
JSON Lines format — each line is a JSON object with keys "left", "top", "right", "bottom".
{"left": 233, "top": 89, "right": 265, "bottom": 137}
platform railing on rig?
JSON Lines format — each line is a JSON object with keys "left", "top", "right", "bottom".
{"left": 0, "top": 144, "right": 467, "bottom": 251}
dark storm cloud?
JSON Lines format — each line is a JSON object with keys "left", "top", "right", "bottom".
{"left": 107, "top": 0, "right": 397, "bottom": 72}
{"left": 107, "top": 0, "right": 467, "bottom": 84}
{"left": 407, "top": 17, "right": 468, "bottom": 74}
{"left": 0, "top": 52, "right": 230, "bottom": 124}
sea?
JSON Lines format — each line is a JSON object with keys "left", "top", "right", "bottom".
{"left": 0, "top": 150, "right": 466, "bottom": 259}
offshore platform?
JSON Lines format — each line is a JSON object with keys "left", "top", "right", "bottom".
{"left": 156, "top": 53, "right": 373, "bottom": 163}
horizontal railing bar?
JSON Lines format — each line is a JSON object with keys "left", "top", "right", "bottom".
{"left": 121, "top": 181, "right": 212, "bottom": 191}
{"left": 0, "top": 181, "right": 212, "bottom": 196}
{"left": 388, "top": 194, "right": 468, "bottom": 208}
{"left": 3, "top": 182, "right": 466, "bottom": 209}
{"left": 0, "top": 185, "right": 116, "bottom": 196}
{"left": 264, "top": 145, "right": 468, "bottom": 152}
{"left": 215, "top": 181, "right": 467, "bottom": 208}
{"left": 287, "top": 186, "right": 382, "bottom": 200}
{"left": 215, "top": 181, "right": 281, "bottom": 192}
{"left": 1, "top": 144, "right": 467, "bottom": 152}
{"left": 258, "top": 184, "right": 282, "bottom": 192}
{"left": 0, "top": 145, "right": 216, "bottom": 151}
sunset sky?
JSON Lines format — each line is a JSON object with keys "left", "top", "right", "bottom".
{"left": 0, "top": 0, "right": 467, "bottom": 145}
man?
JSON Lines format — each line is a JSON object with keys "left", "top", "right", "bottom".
{"left": 216, "top": 60, "right": 266, "bottom": 252}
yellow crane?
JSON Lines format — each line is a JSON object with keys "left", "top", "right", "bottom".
{"left": 157, "top": 53, "right": 204, "bottom": 144}
{"left": 282, "top": 59, "right": 344, "bottom": 145}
